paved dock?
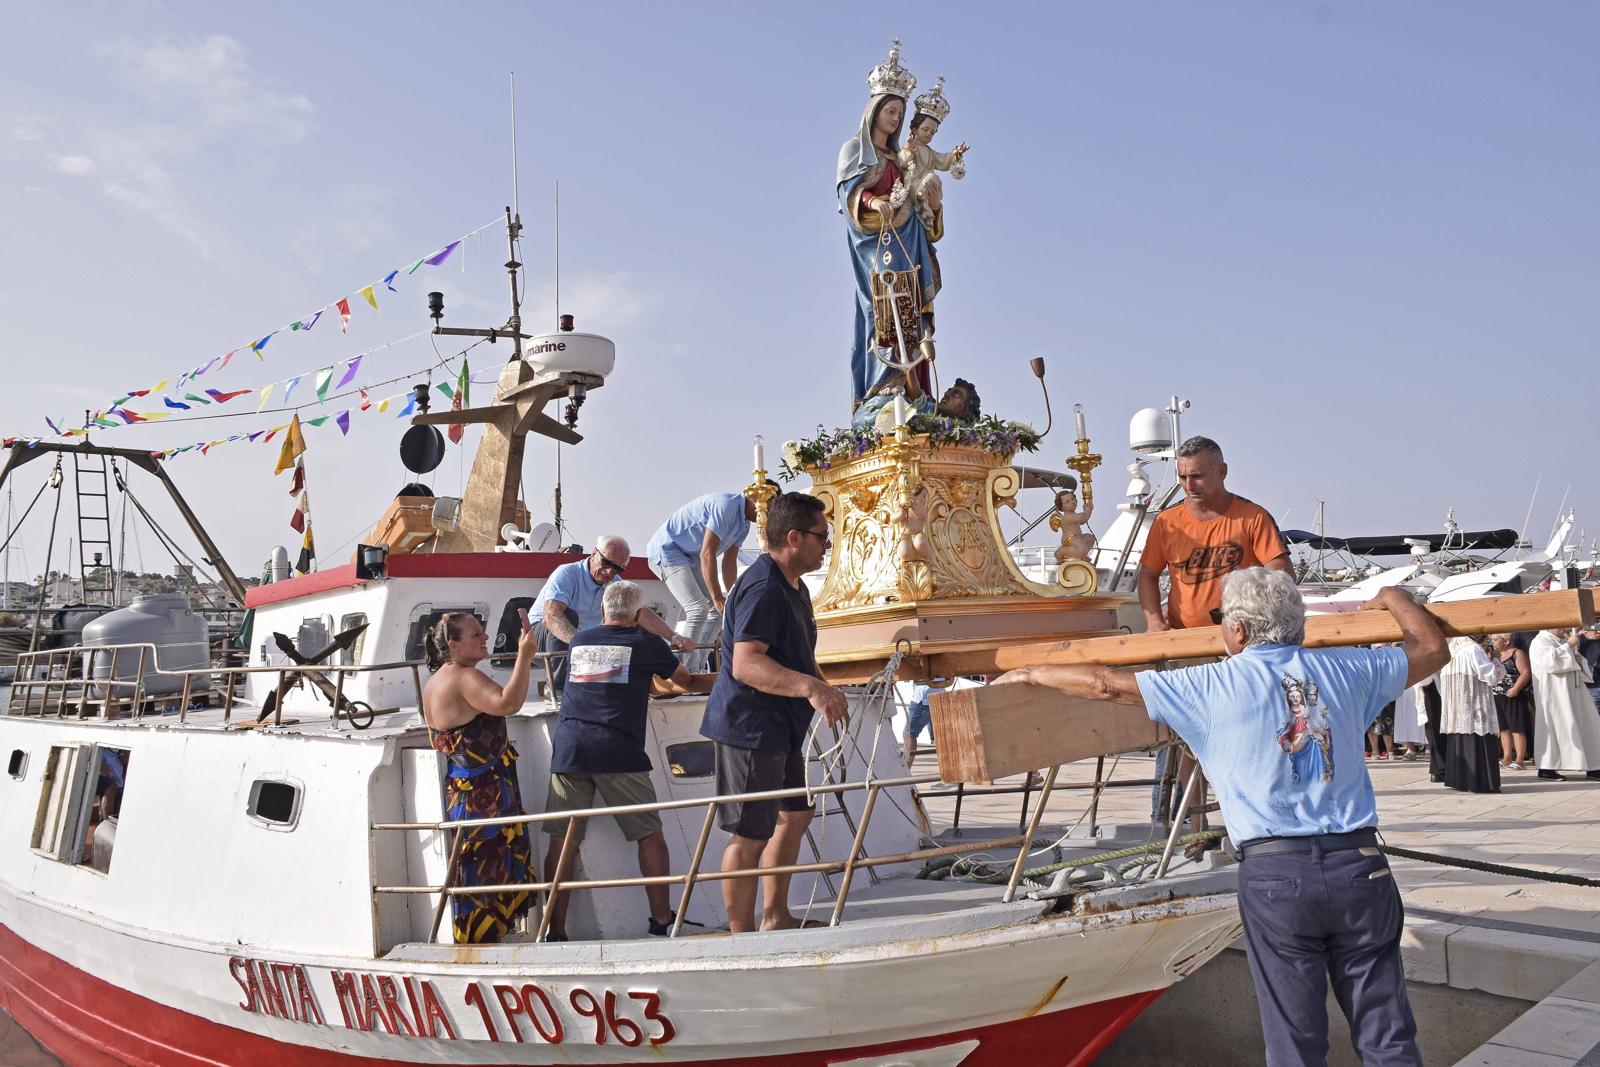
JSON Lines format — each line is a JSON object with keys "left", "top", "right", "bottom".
{"left": 913, "top": 748, "right": 1600, "bottom": 1066}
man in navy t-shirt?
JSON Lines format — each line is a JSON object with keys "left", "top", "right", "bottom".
{"left": 542, "top": 579, "right": 696, "bottom": 940}
{"left": 700, "top": 492, "right": 848, "bottom": 933}
{"left": 993, "top": 570, "right": 1448, "bottom": 1067}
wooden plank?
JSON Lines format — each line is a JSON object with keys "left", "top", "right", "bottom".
{"left": 930, "top": 683, "right": 1171, "bottom": 784}
{"left": 929, "top": 588, "right": 1594, "bottom": 676}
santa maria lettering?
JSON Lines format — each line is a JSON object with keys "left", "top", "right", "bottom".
{"left": 225, "top": 960, "right": 675, "bottom": 1046}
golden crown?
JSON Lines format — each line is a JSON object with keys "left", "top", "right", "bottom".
{"left": 866, "top": 38, "right": 917, "bottom": 100}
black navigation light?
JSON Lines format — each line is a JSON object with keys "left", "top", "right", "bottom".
{"left": 427, "top": 291, "right": 445, "bottom": 321}
{"left": 412, "top": 383, "right": 431, "bottom": 414}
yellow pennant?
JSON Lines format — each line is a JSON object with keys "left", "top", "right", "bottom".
{"left": 360, "top": 285, "right": 378, "bottom": 311}
{"left": 258, "top": 383, "right": 276, "bottom": 412}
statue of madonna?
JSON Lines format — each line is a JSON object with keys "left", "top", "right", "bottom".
{"left": 837, "top": 41, "right": 942, "bottom": 411}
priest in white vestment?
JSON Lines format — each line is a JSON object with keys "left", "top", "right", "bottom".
{"left": 1528, "top": 629, "right": 1600, "bottom": 781}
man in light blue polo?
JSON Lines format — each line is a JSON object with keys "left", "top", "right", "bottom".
{"left": 994, "top": 569, "right": 1448, "bottom": 1067}
{"left": 533, "top": 534, "right": 690, "bottom": 694}
{"left": 647, "top": 491, "right": 766, "bottom": 672}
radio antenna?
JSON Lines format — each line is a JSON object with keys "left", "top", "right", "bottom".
{"left": 554, "top": 180, "right": 561, "bottom": 330}
{"left": 509, "top": 72, "right": 520, "bottom": 218}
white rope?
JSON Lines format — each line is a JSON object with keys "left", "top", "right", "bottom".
{"left": 798, "top": 650, "right": 904, "bottom": 925}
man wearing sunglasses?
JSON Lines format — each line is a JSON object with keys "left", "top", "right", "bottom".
{"left": 532, "top": 535, "right": 692, "bottom": 694}
{"left": 701, "top": 493, "right": 849, "bottom": 932}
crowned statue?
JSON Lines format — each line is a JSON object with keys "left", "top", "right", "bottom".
{"left": 838, "top": 40, "right": 972, "bottom": 415}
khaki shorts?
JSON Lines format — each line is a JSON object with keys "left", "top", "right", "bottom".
{"left": 544, "top": 772, "right": 662, "bottom": 842}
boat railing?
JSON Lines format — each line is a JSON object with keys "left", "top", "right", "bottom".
{"left": 2, "top": 640, "right": 425, "bottom": 727}
{"left": 369, "top": 753, "right": 1187, "bottom": 943}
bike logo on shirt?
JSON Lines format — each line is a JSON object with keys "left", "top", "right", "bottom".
{"left": 1177, "top": 542, "right": 1244, "bottom": 583}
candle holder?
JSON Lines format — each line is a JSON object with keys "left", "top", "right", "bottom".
{"left": 743, "top": 469, "right": 780, "bottom": 551}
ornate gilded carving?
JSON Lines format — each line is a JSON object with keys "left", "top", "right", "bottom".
{"left": 810, "top": 428, "right": 1098, "bottom": 613}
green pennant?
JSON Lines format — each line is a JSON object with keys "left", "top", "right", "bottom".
{"left": 183, "top": 393, "right": 211, "bottom": 405}
{"left": 306, "top": 415, "right": 331, "bottom": 427}
{"left": 314, "top": 367, "right": 334, "bottom": 402}
{"left": 436, "top": 382, "right": 455, "bottom": 400}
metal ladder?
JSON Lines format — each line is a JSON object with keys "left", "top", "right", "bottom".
{"left": 73, "top": 454, "right": 116, "bottom": 605}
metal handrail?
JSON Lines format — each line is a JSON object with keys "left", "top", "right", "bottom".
{"left": 4, "top": 640, "right": 425, "bottom": 726}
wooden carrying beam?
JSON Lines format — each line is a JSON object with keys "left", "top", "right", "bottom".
{"left": 932, "top": 685, "right": 1171, "bottom": 784}
{"left": 930, "top": 588, "right": 1594, "bottom": 676}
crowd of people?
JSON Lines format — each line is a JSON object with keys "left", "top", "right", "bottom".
{"left": 1374, "top": 628, "right": 1600, "bottom": 793}
{"left": 418, "top": 492, "right": 845, "bottom": 945}
{"left": 411, "top": 428, "right": 1594, "bottom": 1067}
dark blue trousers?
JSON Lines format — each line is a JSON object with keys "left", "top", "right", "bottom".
{"left": 1238, "top": 845, "right": 1421, "bottom": 1067}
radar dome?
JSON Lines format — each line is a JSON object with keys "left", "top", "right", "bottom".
{"left": 1129, "top": 408, "right": 1172, "bottom": 454}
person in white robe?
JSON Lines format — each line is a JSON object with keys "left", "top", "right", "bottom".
{"left": 1528, "top": 629, "right": 1600, "bottom": 781}
{"left": 1392, "top": 679, "right": 1429, "bottom": 757}
{"left": 1438, "top": 637, "right": 1504, "bottom": 792}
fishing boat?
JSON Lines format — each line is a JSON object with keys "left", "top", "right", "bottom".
{"left": 0, "top": 38, "right": 1259, "bottom": 1062}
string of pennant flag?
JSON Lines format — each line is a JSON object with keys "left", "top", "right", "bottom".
{"left": 127, "top": 359, "right": 489, "bottom": 461}
{"left": 44, "top": 330, "right": 435, "bottom": 437}
{"left": 44, "top": 215, "right": 502, "bottom": 438}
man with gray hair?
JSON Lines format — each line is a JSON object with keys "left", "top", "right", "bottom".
{"left": 1137, "top": 435, "right": 1293, "bottom": 850}
{"left": 996, "top": 568, "right": 1448, "bottom": 1066}
{"left": 542, "top": 580, "right": 702, "bottom": 940}
{"left": 532, "top": 535, "right": 692, "bottom": 694}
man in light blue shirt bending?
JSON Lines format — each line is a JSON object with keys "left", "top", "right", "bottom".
{"left": 996, "top": 568, "right": 1447, "bottom": 1067}
{"left": 647, "top": 491, "right": 766, "bottom": 672}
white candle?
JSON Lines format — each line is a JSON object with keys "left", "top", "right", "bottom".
{"left": 753, "top": 434, "right": 765, "bottom": 471}
{"left": 1074, "top": 404, "right": 1087, "bottom": 441}
{"left": 893, "top": 394, "right": 907, "bottom": 426}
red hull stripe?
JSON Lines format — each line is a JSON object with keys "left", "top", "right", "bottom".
{"left": 0, "top": 923, "right": 1161, "bottom": 1066}
{"left": 245, "top": 552, "right": 658, "bottom": 608}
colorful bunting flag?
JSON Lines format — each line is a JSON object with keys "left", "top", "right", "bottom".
{"left": 425, "top": 241, "right": 460, "bottom": 267}
{"left": 383, "top": 270, "right": 399, "bottom": 292}
{"left": 337, "top": 298, "right": 351, "bottom": 333}
{"left": 257, "top": 383, "right": 276, "bottom": 412}
{"left": 164, "top": 397, "right": 191, "bottom": 411}
{"left": 273, "top": 414, "right": 307, "bottom": 475}
{"left": 336, "top": 356, "right": 362, "bottom": 389}
{"left": 114, "top": 409, "right": 145, "bottom": 425}
{"left": 183, "top": 393, "right": 211, "bottom": 405}
{"left": 396, "top": 394, "right": 416, "bottom": 418}
{"left": 314, "top": 367, "right": 334, "bottom": 402}
{"left": 45, "top": 416, "right": 62, "bottom": 435}
{"left": 447, "top": 358, "right": 470, "bottom": 444}
{"left": 284, "top": 376, "right": 302, "bottom": 402}
{"left": 359, "top": 388, "right": 371, "bottom": 412}
{"left": 360, "top": 285, "right": 378, "bottom": 311}
{"left": 288, "top": 463, "right": 304, "bottom": 496}
{"left": 251, "top": 333, "right": 273, "bottom": 359}
{"left": 335, "top": 410, "right": 350, "bottom": 435}
{"left": 205, "top": 388, "right": 252, "bottom": 404}
{"left": 296, "top": 524, "right": 315, "bottom": 575}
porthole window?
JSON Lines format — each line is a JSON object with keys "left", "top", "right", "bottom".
{"left": 665, "top": 741, "right": 715, "bottom": 779}
{"left": 7, "top": 749, "right": 25, "bottom": 779}
{"left": 247, "top": 778, "right": 303, "bottom": 831}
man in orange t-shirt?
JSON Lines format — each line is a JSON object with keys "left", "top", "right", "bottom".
{"left": 1138, "top": 436, "right": 1293, "bottom": 848}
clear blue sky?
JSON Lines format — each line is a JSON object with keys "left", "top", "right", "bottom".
{"left": 2, "top": 2, "right": 1595, "bottom": 584}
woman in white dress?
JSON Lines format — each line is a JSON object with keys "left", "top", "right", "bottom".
{"left": 1528, "top": 628, "right": 1600, "bottom": 781}
{"left": 1438, "top": 636, "right": 1504, "bottom": 793}
{"left": 1392, "top": 678, "right": 1430, "bottom": 758}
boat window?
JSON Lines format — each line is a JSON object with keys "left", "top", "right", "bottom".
{"left": 7, "top": 749, "right": 25, "bottom": 779}
{"left": 492, "top": 597, "right": 536, "bottom": 664}
{"left": 404, "top": 606, "right": 487, "bottom": 663}
{"left": 337, "top": 613, "right": 368, "bottom": 666}
{"left": 32, "top": 744, "right": 129, "bottom": 871}
{"left": 247, "top": 778, "right": 303, "bottom": 830}
{"left": 665, "top": 741, "right": 715, "bottom": 779}
{"left": 296, "top": 616, "right": 334, "bottom": 659}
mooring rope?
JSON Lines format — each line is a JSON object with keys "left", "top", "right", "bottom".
{"left": 1378, "top": 843, "right": 1600, "bottom": 889}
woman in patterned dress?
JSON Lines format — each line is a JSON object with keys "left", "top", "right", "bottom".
{"left": 421, "top": 611, "right": 538, "bottom": 943}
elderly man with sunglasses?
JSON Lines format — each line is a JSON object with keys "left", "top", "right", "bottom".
{"left": 532, "top": 535, "right": 692, "bottom": 695}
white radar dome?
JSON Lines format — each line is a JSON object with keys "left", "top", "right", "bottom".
{"left": 1129, "top": 408, "right": 1172, "bottom": 454}
{"left": 524, "top": 331, "right": 615, "bottom": 378}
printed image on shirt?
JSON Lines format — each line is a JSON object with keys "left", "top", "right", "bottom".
{"left": 569, "top": 645, "right": 631, "bottom": 685}
{"left": 1277, "top": 674, "right": 1334, "bottom": 784}
{"left": 1177, "top": 542, "right": 1244, "bottom": 584}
